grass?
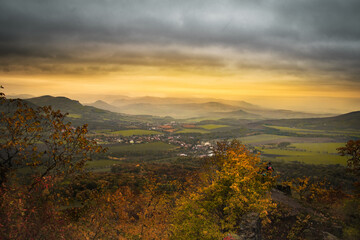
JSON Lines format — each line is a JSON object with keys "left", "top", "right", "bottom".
{"left": 67, "top": 114, "right": 82, "bottom": 119}
{"left": 260, "top": 148, "right": 313, "bottom": 156}
{"left": 266, "top": 125, "right": 360, "bottom": 137}
{"left": 176, "top": 128, "right": 209, "bottom": 133}
{"left": 258, "top": 145, "right": 348, "bottom": 165}
{"left": 108, "top": 142, "right": 177, "bottom": 153}
{"left": 278, "top": 155, "right": 346, "bottom": 165}
{"left": 240, "top": 133, "right": 349, "bottom": 165}
{"left": 93, "top": 129, "right": 112, "bottom": 133}
{"left": 266, "top": 125, "right": 324, "bottom": 133}
{"left": 109, "top": 129, "right": 162, "bottom": 136}
{"left": 198, "top": 124, "right": 229, "bottom": 130}
{"left": 85, "top": 159, "right": 122, "bottom": 169}
{"left": 291, "top": 142, "right": 345, "bottom": 154}
{"left": 176, "top": 128, "right": 209, "bottom": 134}
{"left": 183, "top": 117, "right": 224, "bottom": 123}
{"left": 239, "top": 134, "right": 289, "bottom": 144}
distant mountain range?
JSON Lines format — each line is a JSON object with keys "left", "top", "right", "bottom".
{"left": 86, "top": 96, "right": 334, "bottom": 119}
{"left": 8, "top": 94, "right": 34, "bottom": 99}
{"left": 3, "top": 95, "right": 359, "bottom": 131}
{"left": 87, "top": 100, "right": 120, "bottom": 113}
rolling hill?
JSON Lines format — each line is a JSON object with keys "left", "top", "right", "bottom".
{"left": 27, "top": 96, "right": 85, "bottom": 113}
{"left": 90, "top": 96, "right": 333, "bottom": 120}
{"left": 210, "top": 109, "right": 260, "bottom": 119}
{"left": 87, "top": 100, "right": 120, "bottom": 112}
{"left": 104, "top": 101, "right": 242, "bottom": 118}
{"left": 260, "top": 111, "right": 360, "bottom": 130}
{"left": 3, "top": 95, "right": 357, "bottom": 132}
{"left": 24, "top": 96, "right": 171, "bottom": 129}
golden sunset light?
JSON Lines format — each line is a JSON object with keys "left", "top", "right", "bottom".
{"left": 1, "top": 0, "right": 359, "bottom": 113}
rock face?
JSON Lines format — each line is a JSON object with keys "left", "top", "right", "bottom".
{"left": 323, "top": 232, "right": 340, "bottom": 240}
{"left": 235, "top": 212, "right": 262, "bottom": 240}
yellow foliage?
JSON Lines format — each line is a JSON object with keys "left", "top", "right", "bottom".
{"left": 171, "top": 140, "right": 277, "bottom": 239}
{"left": 0, "top": 96, "right": 105, "bottom": 189}
{"left": 73, "top": 182, "right": 174, "bottom": 240}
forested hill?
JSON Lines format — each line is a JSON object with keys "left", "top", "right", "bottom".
{"left": 260, "top": 111, "right": 360, "bottom": 130}
{"left": 26, "top": 95, "right": 85, "bottom": 114}
{"left": 3, "top": 95, "right": 171, "bottom": 130}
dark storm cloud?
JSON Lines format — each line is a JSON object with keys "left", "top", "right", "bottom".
{"left": 0, "top": 0, "right": 360, "bottom": 81}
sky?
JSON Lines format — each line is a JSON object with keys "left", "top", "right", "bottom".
{"left": 0, "top": 0, "right": 359, "bottom": 113}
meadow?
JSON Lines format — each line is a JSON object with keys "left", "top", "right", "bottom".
{"left": 257, "top": 142, "right": 347, "bottom": 165}
{"left": 291, "top": 142, "right": 345, "bottom": 154}
{"left": 109, "top": 129, "right": 162, "bottom": 136}
{"left": 266, "top": 125, "right": 324, "bottom": 133}
{"left": 198, "top": 124, "right": 229, "bottom": 130}
{"left": 239, "top": 134, "right": 289, "bottom": 144}
{"left": 183, "top": 117, "right": 224, "bottom": 122}
{"left": 266, "top": 125, "right": 360, "bottom": 137}
{"left": 108, "top": 142, "right": 177, "bottom": 154}
{"left": 176, "top": 128, "right": 209, "bottom": 134}
{"left": 67, "top": 113, "right": 82, "bottom": 119}
{"left": 238, "top": 132, "right": 349, "bottom": 165}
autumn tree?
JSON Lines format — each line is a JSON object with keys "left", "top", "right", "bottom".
{"left": 171, "top": 140, "right": 277, "bottom": 239}
{"left": 337, "top": 140, "right": 360, "bottom": 239}
{"left": 0, "top": 86, "right": 104, "bottom": 239}
{"left": 337, "top": 140, "right": 360, "bottom": 177}
{"left": 71, "top": 174, "right": 175, "bottom": 240}
{"left": 278, "top": 142, "right": 291, "bottom": 149}
{"left": 0, "top": 88, "right": 103, "bottom": 188}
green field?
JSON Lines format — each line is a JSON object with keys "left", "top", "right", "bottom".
{"left": 266, "top": 125, "right": 323, "bottom": 133}
{"left": 258, "top": 143, "right": 347, "bottom": 165}
{"left": 110, "top": 129, "right": 162, "bottom": 136}
{"left": 199, "top": 124, "right": 229, "bottom": 130}
{"left": 93, "top": 129, "right": 112, "bottom": 133}
{"left": 176, "top": 128, "right": 209, "bottom": 134}
{"left": 266, "top": 125, "right": 360, "bottom": 137}
{"left": 108, "top": 142, "right": 177, "bottom": 153}
{"left": 67, "top": 114, "right": 82, "bottom": 119}
{"left": 291, "top": 142, "right": 345, "bottom": 154}
{"left": 183, "top": 117, "right": 224, "bottom": 123}
{"left": 239, "top": 134, "right": 289, "bottom": 144}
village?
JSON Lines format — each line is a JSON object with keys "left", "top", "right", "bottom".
{"left": 90, "top": 121, "right": 216, "bottom": 158}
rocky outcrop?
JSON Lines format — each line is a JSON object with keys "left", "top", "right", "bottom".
{"left": 233, "top": 212, "right": 262, "bottom": 240}
{"left": 323, "top": 232, "right": 340, "bottom": 240}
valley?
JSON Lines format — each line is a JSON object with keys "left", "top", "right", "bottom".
{"left": 3, "top": 93, "right": 360, "bottom": 240}
{"left": 13, "top": 94, "right": 358, "bottom": 173}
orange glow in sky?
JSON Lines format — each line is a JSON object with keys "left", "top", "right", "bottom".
{"left": 1, "top": 0, "right": 359, "bottom": 113}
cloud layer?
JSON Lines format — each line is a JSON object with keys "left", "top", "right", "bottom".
{"left": 1, "top": 0, "right": 360, "bottom": 100}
